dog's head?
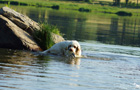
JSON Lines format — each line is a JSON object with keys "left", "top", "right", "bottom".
{"left": 66, "top": 41, "right": 81, "bottom": 57}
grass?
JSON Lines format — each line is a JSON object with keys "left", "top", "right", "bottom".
{"left": 0, "top": 0, "right": 139, "bottom": 16}
{"left": 33, "top": 24, "right": 61, "bottom": 50}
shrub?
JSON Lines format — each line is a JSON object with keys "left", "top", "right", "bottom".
{"left": 115, "top": 11, "right": 132, "bottom": 16}
{"left": 84, "top": 0, "right": 93, "bottom": 3}
{"left": 51, "top": 5, "right": 60, "bottom": 10}
{"left": 33, "top": 24, "right": 61, "bottom": 50}
{"left": 79, "top": 8, "right": 91, "bottom": 12}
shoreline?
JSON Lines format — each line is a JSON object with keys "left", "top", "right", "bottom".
{"left": 0, "top": 0, "right": 139, "bottom": 16}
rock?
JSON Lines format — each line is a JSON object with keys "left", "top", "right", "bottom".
{"left": 0, "top": 6, "right": 64, "bottom": 51}
{"left": 51, "top": 33, "right": 65, "bottom": 44}
{"left": 0, "top": 6, "right": 40, "bottom": 35}
{"left": 0, "top": 15, "right": 42, "bottom": 51}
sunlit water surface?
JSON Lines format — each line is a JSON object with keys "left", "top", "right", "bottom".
{"left": 0, "top": 5, "right": 140, "bottom": 90}
{"left": 0, "top": 41, "right": 140, "bottom": 90}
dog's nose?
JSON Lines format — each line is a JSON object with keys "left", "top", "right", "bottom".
{"left": 69, "top": 48, "right": 73, "bottom": 52}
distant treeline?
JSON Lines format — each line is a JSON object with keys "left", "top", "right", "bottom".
{"left": 54, "top": 0, "right": 139, "bottom": 8}
{"left": 0, "top": 0, "right": 139, "bottom": 8}
{"left": 52, "top": 0, "right": 94, "bottom": 3}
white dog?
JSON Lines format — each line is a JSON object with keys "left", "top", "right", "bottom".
{"left": 41, "top": 40, "right": 81, "bottom": 57}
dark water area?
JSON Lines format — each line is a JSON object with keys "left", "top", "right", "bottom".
{"left": 0, "top": 5, "right": 140, "bottom": 90}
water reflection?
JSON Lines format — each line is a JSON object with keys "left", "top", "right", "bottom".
{"left": 0, "top": 49, "right": 80, "bottom": 67}
{"left": 1, "top": 5, "right": 138, "bottom": 47}
{"left": 0, "top": 49, "right": 36, "bottom": 78}
{"left": 0, "top": 49, "right": 80, "bottom": 84}
{"left": 0, "top": 49, "right": 35, "bottom": 65}
{"left": 37, "top": 54, "right": 81, "bottom": 65}
{"left": 0, "top": 5, "right": 140, "bottom": 47}
{"left": 57, "top": 57, "right": 81, "bottom": 65}
{"left": 97, "top": 17, "right": 140, "bottom": 46}
{"left": 47, "top": 10, "right": 87, "bottom": 40}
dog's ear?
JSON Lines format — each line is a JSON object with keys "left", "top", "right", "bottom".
{"left": 76, "top": 46, "right": 81, "bottom": 56}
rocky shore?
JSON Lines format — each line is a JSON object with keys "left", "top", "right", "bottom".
{"left": 0, "top": 7, "right": 64, "bottom": 51}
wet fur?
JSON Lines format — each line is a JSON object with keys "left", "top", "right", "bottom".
{"left": 41, "top": 40, "right": 81, "bottom": 57}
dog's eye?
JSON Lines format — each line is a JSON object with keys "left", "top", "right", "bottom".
{"left": 74, "top": 46, "right": 77, "bottom": 48}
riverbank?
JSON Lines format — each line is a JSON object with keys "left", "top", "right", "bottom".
{"left": 0, "top": 0, "right": 139, "bottom": 16}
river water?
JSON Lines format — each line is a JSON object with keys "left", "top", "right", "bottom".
{"left": 0, "top": 5, "right": 140, "bottom": 90}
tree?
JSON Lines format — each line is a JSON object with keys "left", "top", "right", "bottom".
{"left": 113, "top": 0, "right": 121, "bottom": 6}
{"left": 137, "top": 0, "right": 139, "bottom": 7}
{"left": 126, "top": 0, "right": 129, "bottom": 6}
{"left": 84, "top": 0, "right": 93, "bottom": 3}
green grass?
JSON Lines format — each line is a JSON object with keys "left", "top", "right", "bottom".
{"left": 1, "top": 0, "right": 139, "bottom": 16}
{"left": 33, "top": 24, "right": 61, "bottom": 50}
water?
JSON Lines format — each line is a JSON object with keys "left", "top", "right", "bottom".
{"left": 0, "top": 42, "right": 140, "bottom": 90}
{"left": 0, "top": 5, "right": 140, "bottom": 90}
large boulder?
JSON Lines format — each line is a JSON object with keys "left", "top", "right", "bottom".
{"left": 0, "top": 6, "right": 40, "bottom": 35}
{"left": 0, "top": 7, "right": 64, "bottom": 51}
{"left": 51, "top": 33, "right": 65, "bottom": 44}
{"left": 0, "top": 15, "right": 41, "bottom": 51}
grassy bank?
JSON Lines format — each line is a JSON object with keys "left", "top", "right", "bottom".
{"left": 0, "top": 0, "right": 140, "bottom": 16}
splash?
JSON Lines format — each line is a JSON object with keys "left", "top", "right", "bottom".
{"left": 133, "top": 83, "right": 140, "bottom": 89}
